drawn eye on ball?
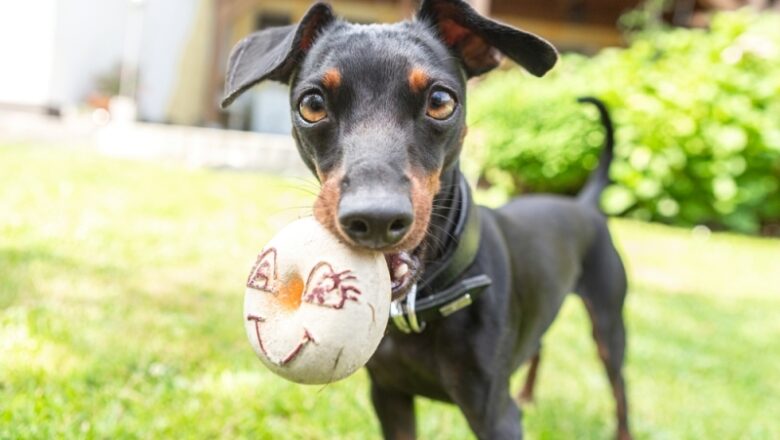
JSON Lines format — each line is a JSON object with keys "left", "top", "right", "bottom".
{"left": 246, "top": 248, "right": 277, "bottom": 291}
{"left": 303, "top": 262, "right": 361, "bottom": 308}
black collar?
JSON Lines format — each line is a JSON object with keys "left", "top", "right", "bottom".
{"left": 390, "top": 173, "right": 492, "bottom": 333}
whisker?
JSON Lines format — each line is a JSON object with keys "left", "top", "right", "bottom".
{"left": 427, "top": 222, "right": 457, "bottom": 243}
{"left": 266, "top": 205, "right": 315, "bottom": 216}
{"left": 273, "top": 184, "right": 320, "bottom": 197}
{"left": 422, "top": 223, "right": 456, "bottom": 253}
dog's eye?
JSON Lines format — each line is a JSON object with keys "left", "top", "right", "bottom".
{"left": 426, "top": 90, "right": 456, "bottom": 120}
{"left": 299, "top": 93, "right": 327, "bottom": 123}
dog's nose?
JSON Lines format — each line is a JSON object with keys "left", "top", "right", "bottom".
{"left": 338, "top": 195, "right": 413, "bottom": 249}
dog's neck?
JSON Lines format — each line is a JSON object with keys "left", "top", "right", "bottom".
{"left": 420, "top": 164, "right": 464, "bottom": 263}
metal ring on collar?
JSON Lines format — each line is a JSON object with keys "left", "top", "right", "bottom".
{"left": 390, "top": 296, "right": 411, "bottom": 334}
{"left": 405, "top": 284, "right": 425, "bottom": 333}
{"left": 389, "top": 283, "right": 425, "bottom": 334}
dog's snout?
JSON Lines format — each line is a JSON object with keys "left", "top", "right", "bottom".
{"left": 338, "top": 195, "right": 413, "bottom": 249}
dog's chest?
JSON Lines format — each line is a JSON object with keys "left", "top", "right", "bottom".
{"left": 366, "top": 330, "right": 453, "bottom": 402}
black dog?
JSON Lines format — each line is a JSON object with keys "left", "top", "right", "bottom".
{"left": 222, "top": 1, "right": 630, "bottom": 439}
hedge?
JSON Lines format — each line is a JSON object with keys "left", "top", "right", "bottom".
{"left": 466, "top": 10, "right": 780, "bottom": 235}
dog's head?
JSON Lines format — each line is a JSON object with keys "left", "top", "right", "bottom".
{"left": 222, "top": 0, "right": 557, "bottom": 297}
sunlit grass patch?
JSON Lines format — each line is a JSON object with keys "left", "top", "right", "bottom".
{"left": 0, "top": 308, "right": 84, "bottom": 378}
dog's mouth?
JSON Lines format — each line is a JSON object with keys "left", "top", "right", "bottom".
{"left": 385, "top": 251, "right": 420, "bottom": 301}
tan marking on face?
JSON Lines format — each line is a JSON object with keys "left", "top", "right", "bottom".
{"left": 316, "top": 167, "right": 441, "bottom": 252}
{"left": 313, "top": 168, "right": 345, "bottom": 241}
{"left": 397, "top": 168, "right": 441, "bottom": 251}
{"left": 408, "top": 67, "right": 430, "bottom": 93}
{"left": 322, "top": 68, "right": 342, "bottom": 90}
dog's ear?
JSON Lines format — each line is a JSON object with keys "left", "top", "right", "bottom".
{"left": 221, "top": 2, "right": 335, "bottom": 108}
{"left": 418, "top": 0, "right": 557, "bottom": 77}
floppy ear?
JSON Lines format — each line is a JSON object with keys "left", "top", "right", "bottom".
{"left": 221, "top": 2, "right": 335, "bottom": 108}
{"left": 418, "top": 0, "right": 558, "bottom": 77}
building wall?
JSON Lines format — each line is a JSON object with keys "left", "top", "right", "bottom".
{"left": 161, "top": 0, "right": 213, "bottom": 126}
{"left": 0, "top": 0, "right": 125, "bottom": 110}
{"left": 0, "top": 1, "right": 60, "bottom": 108}
{"left": 0, "top": 0, "right": 198, "bottom": 123}
{"left": 48, "top": 0, "right": 129, "bottom": 110}
{"left": 137, "top": 0, "right": 200, "bottom": 122}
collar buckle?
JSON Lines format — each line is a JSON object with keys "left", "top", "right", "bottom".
{"left": 439, "top": 293, "right": 473, "bottom": 317}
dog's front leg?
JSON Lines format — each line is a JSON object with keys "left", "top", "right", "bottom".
{"left": 446, "top": 379, "right": 523, "bottom": 440}
{"left": 370, "top": 381, "right": 416, "bottom": 440}
{"left": 438, "top": 337, "right": 523, "bottom": 439}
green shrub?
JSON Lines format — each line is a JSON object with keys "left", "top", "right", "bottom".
{"left": 466, "top": 10, "right": 780, "bottom": 234}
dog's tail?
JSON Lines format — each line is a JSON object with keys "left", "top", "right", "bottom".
{"left": 576, "top": 97, "right": 615, "bottom": 209}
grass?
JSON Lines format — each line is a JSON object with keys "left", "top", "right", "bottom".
{"left": 1, "top": 143, "right": 778, "bottom": 439}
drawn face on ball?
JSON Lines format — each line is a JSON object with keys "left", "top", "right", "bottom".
{"left": 244, "top": 247, "right": 370, "bottom": 368}
{"left": 242, "top": 217, "right": 391, "bottom": 385}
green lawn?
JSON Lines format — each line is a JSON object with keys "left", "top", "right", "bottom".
{"left": 1, "top": 144, "right": 778, "bottom": 439}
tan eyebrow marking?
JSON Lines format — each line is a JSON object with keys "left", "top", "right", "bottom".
{"left": 408, "top": 67, "right": 429, "bottom": 93}
{"left": 322, "top": 68, "right": 342, "bottom": 90}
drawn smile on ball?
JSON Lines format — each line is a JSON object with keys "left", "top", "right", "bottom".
{"left": 246, "top": 314, "right": 317, "bottom": 366}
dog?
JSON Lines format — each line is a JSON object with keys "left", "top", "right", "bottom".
{"left": 221, "top": 1, "right": 630, "bottom": 439}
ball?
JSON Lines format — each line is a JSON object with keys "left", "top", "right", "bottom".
{"left": 243, "top": 217, "right": 391, "bottom": 384}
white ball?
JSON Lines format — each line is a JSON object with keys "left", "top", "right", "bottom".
{"left": 244, "top": 217, "right": 391, "bottom": 384}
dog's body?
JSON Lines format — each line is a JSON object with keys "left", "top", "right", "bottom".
{"left": 222, "top": 2, "right": 630, "bottom": 439}
{"left": 368, "top": 188, "right": 629, "bottom": 440}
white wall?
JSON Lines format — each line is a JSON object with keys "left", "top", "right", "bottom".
{"left": 0, "top": 0, "right": 198, "bottom": 122}
{"left": 49, "top": 0, "right": 129, "bottom": 109}
{"left": 0, "top": 1, "right": 59, "bottom": 107}
{"left": 136, "top": 0, "right": 199, "bottom": 122}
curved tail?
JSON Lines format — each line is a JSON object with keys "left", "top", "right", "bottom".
{"left": 576, "top": 97, "right": 615, "bottom": 209}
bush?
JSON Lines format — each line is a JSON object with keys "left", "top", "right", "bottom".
{"left": 466, "top": 10, "right": 780, "bottom": 235}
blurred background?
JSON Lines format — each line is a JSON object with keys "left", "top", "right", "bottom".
{"left": 1, "top": 0, "right": 779, "bottom": 438}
